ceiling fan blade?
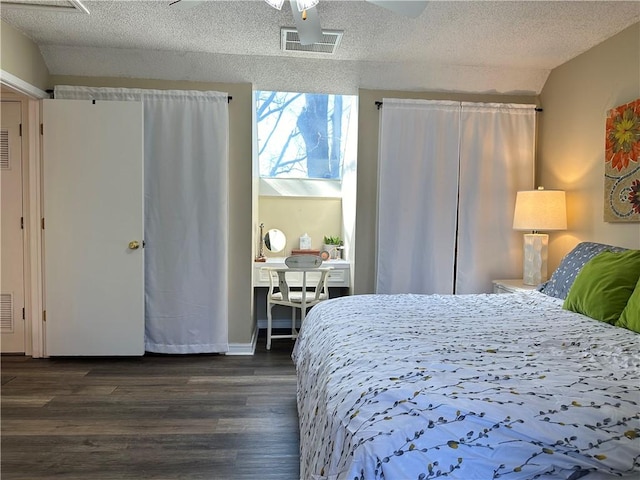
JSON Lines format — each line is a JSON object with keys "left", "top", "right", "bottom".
{"left": 365, "top": 0, "right": 428, "bottom": 18}
{"left": 169, "top": 0, "right": 204, "bottom": 9}
{"left": 290, "top": 0, "right": 323, "bottom": 45}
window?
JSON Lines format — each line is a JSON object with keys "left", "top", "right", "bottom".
{"left": 256, "top": 91, "right": 357, "bottom": 180}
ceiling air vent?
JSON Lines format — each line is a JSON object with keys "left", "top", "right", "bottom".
{"left": 281, "top": 28, "right": 343, "bottom": 54}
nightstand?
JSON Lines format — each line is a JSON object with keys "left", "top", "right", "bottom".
{"left": 492, "top": 279, "right": 539, "bottom": 294}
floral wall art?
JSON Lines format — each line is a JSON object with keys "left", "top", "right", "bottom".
{"left": 604, "top": 98, "right": 640, "bottom": 222}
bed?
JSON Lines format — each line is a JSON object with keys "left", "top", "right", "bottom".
{"left": 292, "top": 243, "right": 640, "bottom": 480}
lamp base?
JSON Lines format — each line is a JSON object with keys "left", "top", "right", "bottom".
{"left": 522, "top": 233, "right": 548, "bottom": 286}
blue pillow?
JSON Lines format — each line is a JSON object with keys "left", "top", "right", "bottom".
{"left": 538, "top": 242, "right": 627, "bottom": 300}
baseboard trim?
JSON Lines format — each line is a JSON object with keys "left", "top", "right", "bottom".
{"left": 225, "top": 325, "right": 258, "bottom": 355}
{"left": 226, "top": 320, "right": 302, "bottom": 355}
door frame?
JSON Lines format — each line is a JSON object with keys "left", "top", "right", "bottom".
{"left": 1, "top": 70, "right": 48, "bottom": 357}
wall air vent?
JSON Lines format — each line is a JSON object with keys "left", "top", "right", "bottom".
{"left": 1, "top": 293, "right": 14, "bottom": 332}
{"left": 1, "top": 129, "right": 9, "bottom": 170}
{"left": 0, "top": 0, "right": 89, "bottom": 14}
{"left": 281, "top": 28, "right": 343, "bottom": 54}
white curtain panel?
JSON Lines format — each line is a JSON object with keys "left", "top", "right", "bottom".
{"left": 455, "top": 103, "right": 535, "bottom": 294}
{"left": 376, "top": 99, "right": 461, "bottom": 294}
{"left": 376, "top": 98, "right": 535, "bottom": 295}
{"left": 341, "top": 100, "right": 359, "bottom": 267}
{"left": 54, "top": 86, "right": 230, "bottom": 353}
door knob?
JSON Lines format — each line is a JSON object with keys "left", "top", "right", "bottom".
{"left": 128, "top": 240, "right": 140, "bottom": 250}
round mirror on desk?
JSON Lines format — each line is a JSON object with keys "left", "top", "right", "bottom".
{"left": 264, "top": 229, "right": 286, "bottom": 253}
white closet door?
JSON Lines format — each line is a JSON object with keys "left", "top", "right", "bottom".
{"left": 43, "top": 99, "right": 144, "bottom": 356}
{"left": 1, "top": 101, "right": 25, "bottom": 353}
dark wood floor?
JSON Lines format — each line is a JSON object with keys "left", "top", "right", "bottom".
{"left": 1, "top": 332, "right": 299, "bottom": 480}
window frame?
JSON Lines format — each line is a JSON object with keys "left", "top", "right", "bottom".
{"left": 255, "top": 90, "right": 357, "bottom": 187}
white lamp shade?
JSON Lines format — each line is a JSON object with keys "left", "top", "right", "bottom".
{"left": 513, "top": 188, "right": 567, "bottom": 285}
{"left": 513, "top": 189, "right": 567, "bottom": 231}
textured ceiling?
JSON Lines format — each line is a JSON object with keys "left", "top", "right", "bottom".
{"left": 2, "top": 0, "right": 639, "bottom": 95}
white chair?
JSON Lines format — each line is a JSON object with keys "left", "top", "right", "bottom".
{"left": 264, "top": 255, "right": 332, "bottom": 350}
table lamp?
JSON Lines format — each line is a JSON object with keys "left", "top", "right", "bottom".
{"left": 513, "top": 187, "right": 567, "bottom": 285}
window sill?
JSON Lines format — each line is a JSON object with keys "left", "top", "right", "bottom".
{"left": 258, "top": 178, "right": 342, "bottom": 198}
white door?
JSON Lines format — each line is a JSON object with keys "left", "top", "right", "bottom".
{"left": 43, "top": 99, "right": 144, "bottom": 356}
{"left": 1, "top": 101, "right": 25, "bottom": 353}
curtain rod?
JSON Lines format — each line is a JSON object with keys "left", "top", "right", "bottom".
{"left": 46, "top": 89, "right": 233, "bottom": 103}
{"left": 375, "top": 100, "right": 543, "bottom": 112}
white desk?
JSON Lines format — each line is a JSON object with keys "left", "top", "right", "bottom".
{"left": 253, "top": 258, "right": 350, "bottom": 330}
{"left": 253, "top": 258, "right": 350, "bottom": 288}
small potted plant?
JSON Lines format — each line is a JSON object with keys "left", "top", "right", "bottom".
{"left": 322, "top": 236, "right": 343, "bottom": 259}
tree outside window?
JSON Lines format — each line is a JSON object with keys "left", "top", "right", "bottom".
{"left": 256, "top": 91, "right": 357, "bottom": 179}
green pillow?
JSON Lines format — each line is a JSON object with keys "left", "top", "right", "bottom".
{"left": 616, "top": 276, "right": 640, "bottom": 333}
{"left": 563, "top": 249, "right": 640, "bottom": 324}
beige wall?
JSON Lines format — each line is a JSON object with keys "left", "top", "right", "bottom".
{"left": 51, "top": 75, "right": 254, "bottom": 345}
{"left": 258, "top": 197, "right": 342, "bottom": 256}
{"left": 6, "top": 18, "right": 639, "bottom": 344}
{"left": 0, "top": 22, "right": 257, "bottom": 344}
{"left": 1, "top": 20, "right": 50, "bottom": 91}
{"left": 539, "top": 22, "right": 640, "bottom": 271}
{"left": 354, "top": 90, "right": 539, "bottom": 294}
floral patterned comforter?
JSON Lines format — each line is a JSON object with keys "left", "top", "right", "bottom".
{"left": 292, "top": 292, "right": 640, "bottom": 480}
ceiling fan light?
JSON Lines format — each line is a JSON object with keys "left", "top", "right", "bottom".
{"left": 296, "top": 0, "right": 319, "bottom": 12}
{"left": 264, "top": 0, "right": 285, "bottom": 10}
